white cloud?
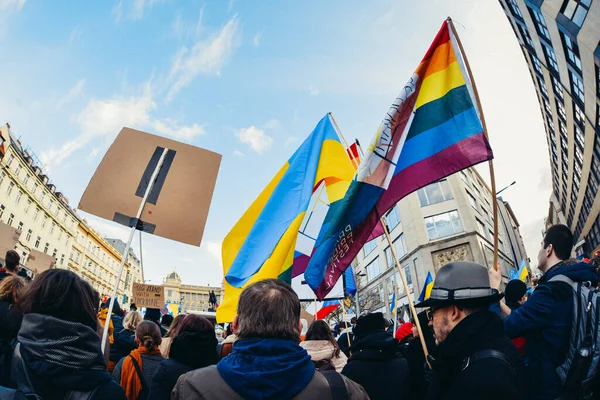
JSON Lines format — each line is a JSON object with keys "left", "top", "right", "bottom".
{"left": 85, "top": 215, "right": 130, "bottom": 242}
{"left": 204, "top": 240, "right": 222, "bottom": 264}
{"left": 86, "top": 147, "right": 100, "bottom": 162}
{"left": 284, "top": 137, "right": 298, "bottom": 148}
{"left": 112, "top": 0, "right": 123, "bottom": 22}
{"left": 0, "top": 0, "right": 25, "bottom": 11}
{"left": 308, "top": 85, "right": 319, "bottom": 96}
{"left": 166, "top": 16, "right": 240, "bottom": 101}
{"left": 113, "top": 0, "right": 162, "bottom": 22}
{"left": 152, "top": 118, "right": 205, "bottom": 142}
{"left": 195, "top": 6, "right": 204, "bottom": 37}
{"left": 263, "top": 119, "right": 280, "bottom": 130}
{"left": 233, "top": 150, "right": 245, "bottom": 157}
{"left": 252, "top": 31, "right": 262, "bottom": 47}
{"left": 237, "top": 126, "right": 273, "bottom": 154}
{"left": 57, "top": 79, "right": 86, "bottom": 109}
{"left": 172, "top": 6, "right": 205, "bottom": 40}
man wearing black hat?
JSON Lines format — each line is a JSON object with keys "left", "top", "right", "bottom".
{"left": 416, "top": 261, "right": 525, "bottom": 400}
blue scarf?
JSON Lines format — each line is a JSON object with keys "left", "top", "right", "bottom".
{"left": 217, "top": 338, "right": 315, "bottom": 400}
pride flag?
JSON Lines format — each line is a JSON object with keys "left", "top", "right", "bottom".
{"left": 217, "top": 114, "right": 356, "bottom": 322}
{"left": 305, "top": 20, "right": 493, "bottom": 298}
{"left": 316, "top": 300, "right": 340, "bottom": 320}
{"left": 418, "top": 271, "right": 434, "bottom": 302}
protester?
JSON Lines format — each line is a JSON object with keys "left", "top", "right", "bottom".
{"left": 0, "top": 275, "right": 26, "bottom": 386}
{"left": 490, "top": 224, "right": 598, "bottom": 399}
{"left": 99, "top": 302, "right": 115, "bottom": 347}
{"left": 130, "top": 303, "right": 138, "bottom": 312}
{"left": 0, "top": 250, "right": 20, "bottom": 282}
{"left": 341, "top": 312, "right": 409, "bottom": 399}
{"left": 144, "top": 308, "right": 167, "bottom": 336}
{"left": 416, "top": 261, "right": 525, "bottom": 400}
{"left": 300, "top": 320, "right": 348, "bottom": 372}
{"left": 493, "top": 279, "right": 528, "bottom": 356}
{"left": 173, "top": 279, "right": 368, "bottom": 399}
{"left": 400, "top": 310, "right": 437, "bottom": 399}
{"left": 337, "top": 317, "right": 356, "bottom": 357}
{"left": 160, "top": 314, "right": 174, "bottom": 334}
{"left": 149, "top": 314, "right": 218, "bottom": 400}
{"left": 108, "top": 298, "right": 126, "bottom": 373}
{"left": 159, "top": 314, "right": 186, "bottom": 358}
{"left": 113, "top": 321, "right": 164, "bottom": 400}
{"left": 13, "top": 269, "right": 125, "bottom": 398}
{"left": 217, "top": 324, "right": 237, "bottom": 359}
{"left": 114, "top": 311, "right": 144, "bottom": 367}
{"left": 395, "top": 320, "right": 414, "bottom": 344}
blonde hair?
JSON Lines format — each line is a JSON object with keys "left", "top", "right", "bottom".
{"left": 0, "top": 275, "right": 26, "bottom": 304}
{"left": 123, "top": 311, "right": 143, "bottom": 331}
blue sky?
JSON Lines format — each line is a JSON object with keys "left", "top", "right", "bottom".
{"left": 0, "top": 0, "right": 551, "bottom": 286}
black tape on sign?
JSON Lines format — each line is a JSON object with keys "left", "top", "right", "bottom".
{"left": 135, "top": 147, "right": 176, "bottom": 205}
{"left": 113, "top": 212, "right": 157, "bottom": 234}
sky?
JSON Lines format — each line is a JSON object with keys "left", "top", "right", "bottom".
{"left": 0, "top": 0, "right": 550, "bottom": 286}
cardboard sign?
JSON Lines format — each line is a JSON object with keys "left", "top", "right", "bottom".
{"left": 0, "top": 222, "right": 19, "bottom": 257}
{"left": 132, "top": 283, "right": 165, "bottom": 308}
{"left": 78, "top": 128, "right": 222, "bottom": 247}
{"left": 26, "top": 249, "right": 54, "bottom": 274}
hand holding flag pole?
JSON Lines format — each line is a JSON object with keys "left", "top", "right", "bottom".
{"left": 339, "top": 299, "right": 353, "bottom": 356}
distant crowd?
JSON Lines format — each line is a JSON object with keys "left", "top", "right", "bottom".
{"left": 0, "top": 223, "right": 599, "bottom": 399}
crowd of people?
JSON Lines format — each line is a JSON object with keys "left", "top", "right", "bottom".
{"left": 0, "top": 223, "right": 598, "bottom": 399}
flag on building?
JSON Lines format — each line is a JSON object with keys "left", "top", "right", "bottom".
{"left": 316, "top": 300, "right": 340, "bottom": 320}
{"left": 518, "top": 259, "right": 529, "bottom": 282}
{"left": 344, "top": 265, "right": 357, "bottom": 298}
{"left": 418, "top": 271, "right": 434, "bottom": 302}
{"left": 304, "top": 20, "right": 494, "bottom": 299}
{"left": 217, "top": 114, "right": 356, "bottom": 323}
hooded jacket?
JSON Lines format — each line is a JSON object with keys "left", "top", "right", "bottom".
{"left": 148, "top": 331, "right": 219, "bottom": 400}
{"left": 503, "top": 261, "right": 598, "bottom": 400}
{"left": 14, "top": 313, "right": 125, "bottom": 399}
{"left": 426, "top": 310, "right": 525, "bottom": 400}
{"left": 113, "top": 328, "right": 137, "bottom": 362}
{"left": 172, "top": 338, "right": 368, "bottom": 400}
{"left": 299, "top": 340, "right": 347, "bottom": 372}
{"left": 342, "top": 330, "right": 410, "bottom": 400}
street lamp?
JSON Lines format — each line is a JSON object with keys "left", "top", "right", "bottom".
{"left": 496, "top": 181, "right": 516, "bottom": 196}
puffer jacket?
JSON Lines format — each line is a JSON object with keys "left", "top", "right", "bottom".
{"left": 113, "top": 328, "right": 137, "bottom": 362}
{"left": 13, "top": 313, "right": 125, "bottom": 399}
{"left": 299, "top": 340, "right": 347, "bottom": 372}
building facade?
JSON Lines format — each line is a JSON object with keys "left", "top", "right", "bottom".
{"left": 0, "top": 124, "right": 78, "bottom": 268}
{"left": 162, "top": 271, "right": 223, "bottom": 314}
{"left": 498, "top": 0, "right": 600, "bottom": 253}
{"left": 352, "top": 168, "right": 528, "bottom": 319}
{"left": 105, "top": 238, "right": 143, "bottom": 284}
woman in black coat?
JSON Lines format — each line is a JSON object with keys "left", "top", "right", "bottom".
{"left": 113, "top": 310, "right": 143, "bottom": 363}
{"left": 148, "top": 314, "right": 218, "bottom": 400}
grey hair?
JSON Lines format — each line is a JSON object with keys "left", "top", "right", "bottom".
{"left": 236, "top": 279, "right": 301, "bottom": 343}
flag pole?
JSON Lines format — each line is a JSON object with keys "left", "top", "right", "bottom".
{"left": 101, "top": 147, "right": 169, "bottom": 353}
{"left": 339, "top": 300, "right": 353, "bottom": 356}
{"left": 380, "top": 217, "right": 430, "bottom": 367}
{"left": 328, "top": 112, "right": 360, "bottom": 170}
{"left": 447, "top": 17, "right": 499, "bottom": 271}
{"left": 393, "top": 277, "right": 398, "bottom": 334}
{"left": 314, "top": 294, "right": 318, "bottom": 320}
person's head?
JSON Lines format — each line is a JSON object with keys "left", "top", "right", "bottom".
{"left": 505, "top": 280, "right": 528, "bottom": 307}
{"left": 123, "top": 311, "right": 143, "bottom": 331}
{"left": 20, "top": 269, "right": 98, "bottom": 331}
{"left": 538, "top": 224, "right": 573, "bottom": 272}
{"left": 174, "top": 314, "right": 213, "bottom": 337}
{"left": 130, "top": 303, "right": 137, "bottom": 312}
{"left": 144, "top": 308, "right": 161, "bottom": 324}
{"left": 135, "top": 320, "right": 162, "bottom": 350}
{"left": 350, "top": 317, "right": 357, "bottom": 326}
{"left": 164, "top": 314, "right": 186, "bottom": 338}
{"left": 353, "top": 312, "right": 386, "bottom": 339}
{"left": 414, "top": 262, "right": 503, "bottom": 346}
{"left": 306, "top": 320, "right": 340, "bottom": 357}
{"left": 161, "top": 314, "right": 174, "bottom": 327}
{"left": 0, "top": 275, "right": 26, "bottom": 305}
{"left": 4, "top": 250, "right": 20, "bottom": 272}
{"left": 233, "top": 279, "right": 301, "bottom": 342}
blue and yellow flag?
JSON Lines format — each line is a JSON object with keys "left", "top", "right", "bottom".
{"left": 217, "top": 114, "right": 355, "bottom": 322}
{"left": 418, "top": 271, "right": 434, "bottom": 302}
{"left": 518, "top": 259, "right": 529, "bottom": 282}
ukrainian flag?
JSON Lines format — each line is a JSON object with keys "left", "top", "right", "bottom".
{"left": 418, "top": 271, "right": 434, "bottom": 302}
{"left": 217, "top": 114, "right": 355, "bottom": 322}
{"left": 518, "top": 260, "right": 529, "bottom": 282}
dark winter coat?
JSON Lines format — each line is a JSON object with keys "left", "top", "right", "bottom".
{"left": 109, "top": 314, "right": 124, "bottom": 362}
{"left": 113, "top": 328, "right": 137, "bottom": 362}
{"left": 0, "top": 300, "right": 22, "bottom": 387}
{"left": 401, "top": 321, "right": 437, "bottom": 399}
{"left": 148, "top": 331, "right": 219, "bottom": 400}
{"left": 14, "top": 313, "right": 126, "bottom": 399}
{"left": 337, "top": 330, "right": 353, "bottom": 358}
{"left": 426, "top": 310, "right": 525, "bottom": 400}
{"left": 342, "top": 331, "right": 410, "bottom": 400}
{"left": 503, "top": 261, "right": 598, "bottom": 400}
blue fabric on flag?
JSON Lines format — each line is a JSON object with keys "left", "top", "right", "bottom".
{"left": 509, "top": 269, "right": 518, "bottom": 280}
{"left": 390, "top": 292, "right": 396, "bottom": 314}
{"left": 344, "top": 266, "right": 357, "bottom": 298}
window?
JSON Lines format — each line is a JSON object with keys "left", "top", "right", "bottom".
{"left": 562, "top": 0, "right": 591, "bottom": 27}
{"left": 50, "top": 222, "right": 55, "bottom": 235}
{"left": 7, "top": 214, "right": 14, "bottom": 226}
{"left": 480, "top": 205, "right": 489, "bottom": 221}
{"left": 15, "top": 190, "right": 22, "bottom": 204}
{"left": 26, "top": 229, "right": 32, "bottom": 242}
{"left": 62, "top": 212, "right": 67, "bottom": 223}
{"left": 168, "top": 289, "right": 173, "bottom": 297}
{"left": 476, "top": 218, "right": 486, "bottom": 237}
{"left": 35, "top": 237, "right": 40, "bottom": 249}
{"left": 33, "top": 208, "right": 39, "bottom": 221}
{"left": 552, "top": 76, "right": 564, "bottom": 100}
{"left": 39, "top": 191, "right": 45, "bottom": 202}
{"left": 0, "top": 172, "right": 4, "bottom": 187}
{"left": 23, "top": 174, "right": 29, "bottom": 185}
{"left": 531, "top": 54, "right": 543, "bottom": 76}
{"left": 6, "top": 182, "right": 14, "bottom": 196}
{"left": 385, "top": 207, "right": 400, "bottom": 230}
{"left": 363, "top": 238, "right": 378, "bottom": 257}
{"left": 467, "top": 191, "right": 478, "bottom": 209}
{"left": 24, "top": 199, "right": 31, "bottom": 214}
{"left": 537, "top": 77, "right": 549, "bottom": 99}
{"left": 517, "top": 24, "right": 534, "bottom": 50}
{"left": 542, "top": 44, "right": 559, "bottom": 73}
{"left": 60, "top": 254, "right": 64, "bottom": 265}
{"left": 507, "top": 0, "right": 523, "bottom": 19}
{"left": 561, "top": 33, "right": 582, "bottom": 72}
{"left": 556, "top": 100, "right": 567, "bottom": 122}
{"left": 17, "top": 221, "right": 23, "bottom": 232}
{"left": 529, "top": 7, "right": 550, "bottom": 41}
{"left": 42, "top": 215, "right": 48, "bottom": 228}
{"left": 365, "top": 257, "right": 381, "bottom": 282}
{"left": 47, "top": 199, "right": 52, "bottom": 210}
{"left": 52, "top": 249, "right": 57, "bottom": 259}
{"left": 14, "top": 165, "right": 20, "bottom": 177}
{"left": 32, "top": 183, "right": 37, "bottom": 195}
{"left": 425, "top": 210, "right": 463, "bottom": 240}
{"left": 385, "top": 233, "right": 407, "bottom": 267}
{"left": 58, "top": 230, "right": 63, "bottom": 240}
{"left": 404, "top": 265, "right": 412, "bottom": 286}
{"left": 574, "top": 102, "right": 586, "bottom": 128}
{"left": 418, "top": 180, "right": 453, "bottom": 206}
{"left": 569, "top": 71, "right": 584, "bottom": 104}
{"left": 6, "top": 155, "right": 14, "bottom": 167}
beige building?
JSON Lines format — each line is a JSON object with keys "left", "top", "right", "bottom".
{"left": 0, "top": 124, "right": 78, "bottom": 268}
{"left": 352, "top": 167, "right": 528, "bottom": 318}
{"left": 498, "top": 0, "right": 600, "bottom": 253}
{"left": 162, "top": 271, "right": 223, "bottom": 313}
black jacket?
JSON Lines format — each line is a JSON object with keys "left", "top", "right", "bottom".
{"left": 108, "top": 314, "right": 124, "bottom": 362}
{"left": 337, "top": 331, "right": 353, "bottom": 358}
{"left": 342, "top": 331, "right": 410, "bottom": 400}
{"left": 148, "top": 331, "right": 218, "bottom": 400}
{"left": 113, "top": 328, "right": 137, "bottom": 362}
{"left": 14, "top": 313, "right": 125, "bottom": 399}
{"left": 401, "top": 317, "right": 437, "bottom": 399}
{"left": 0, "top": 300, "right": 22, "bottom": 387}
{"left": 426, "top": 310, "right": 525, "bottom": 400}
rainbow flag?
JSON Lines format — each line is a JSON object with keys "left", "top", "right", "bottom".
{"left": 217, "top": 114, "right": 355, "bottom": 322}
{"left": 305, "top": 20, "right": 493, "bottom": 298}
{"left": 418, "top": 271, "right": 434, "bottom": 302}
{"left": 316, "top": 300, "right": 340, "bottom": 320}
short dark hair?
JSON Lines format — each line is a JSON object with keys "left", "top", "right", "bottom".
{"left": 544, "top": 224, "right": 573, "bottom": 260}
{"left": 5, "top": 250, "right": 20, "bottom": 271}
{"left": 306, "top": 320, "right": 340, "bottom": 358}
{"left": 161, "top": 314, "right": 174, "bottom": 327}
{"left": 20, "top": 269, "right": 98, "bottom": 330}
{"left": 237, "top": 279, "right": 301, "bottom": 342}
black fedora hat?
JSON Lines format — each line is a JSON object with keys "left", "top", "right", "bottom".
{"left": 415, "top": 261, "right": 503, "bottom": 308}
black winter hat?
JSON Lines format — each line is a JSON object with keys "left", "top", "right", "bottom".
{"left": 354, "top": 312, "right": 386, "bottom": 338}
{"left": 505, "top": 280, "right": 527, "bottom": 303}
{"left": 144, "top": 308, "right": 161, "bottom": 323}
